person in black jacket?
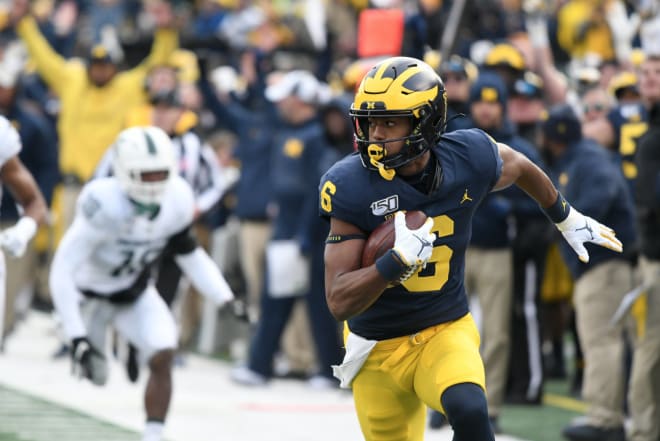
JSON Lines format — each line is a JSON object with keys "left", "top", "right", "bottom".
{"left": 541, "top": 106, "right": 635, "bottom": 441}
{"left": 628, "top": 54, "right": 660, "bottom": 441}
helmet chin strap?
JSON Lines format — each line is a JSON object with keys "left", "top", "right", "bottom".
{"left": 367, "top": 143, "right": 396, "bottom": 181}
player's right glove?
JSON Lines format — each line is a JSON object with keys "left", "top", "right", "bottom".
{"left": 392, "top": 211, "right": 436, "bottom": 267}
{"left": 556, "top": 207, "right": 623, "bottom": 263}
{"left": 71, "top": 336, "right": 107, "bottom": 386}
{"left": 376, "top": 211, "right": 436, "bottom": 283}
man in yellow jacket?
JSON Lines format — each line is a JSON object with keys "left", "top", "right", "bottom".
{"left": 9, "top": 0, "right": 179, "bottom": 238}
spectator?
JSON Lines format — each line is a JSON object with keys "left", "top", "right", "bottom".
{"left": 541, "top": 105, "right": 635, "bottom": 441}
{"left": 628, "top": 53, "right": 660, "bottom": 441}
{"left": 464, "top": 72, "right": 547, "bottom": 430}
{"left": 507, "top": 71, "right": 545, "bottom": 144}
{"left": 438, "top": 54, "right": 477, "bottom": 133}
{"left": 231, "top": 70, "right": 342, "bottom": 387}
{"left": 9, "top": 0, "right": 178, "bottom": 242}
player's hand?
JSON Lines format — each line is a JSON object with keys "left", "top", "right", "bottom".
{"left": 0, "top": 217, "right": 37, "bottom": 258}
{"left": 392, "top": 211, "right": 436, "bottom": 267}
{"left": 556, "top": 207, "right": 622, "bottom": 263}
{"left": 71, "top": 337, "right": 105, "bottom": 384}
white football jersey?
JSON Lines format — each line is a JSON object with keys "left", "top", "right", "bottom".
{"left": 0, "top": 116, "right": 23, "bottom": 208}
{"left": 70, "top": 175, "right": 195, "bottom": 295}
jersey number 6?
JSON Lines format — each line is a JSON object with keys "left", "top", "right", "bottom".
{"left": 402, "top": 214, "right": 454, "bottom": 293}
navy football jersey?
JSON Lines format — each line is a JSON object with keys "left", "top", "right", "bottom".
{"left": 319, "top": 128, "right": 503, "bottom": 340}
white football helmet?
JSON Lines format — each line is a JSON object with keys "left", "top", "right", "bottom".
{"left": 111, "top": 126, "right": 176, "bottom": 206}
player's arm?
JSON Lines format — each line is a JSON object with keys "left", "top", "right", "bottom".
{"left": 49, "top": 216, "right": 104, "bottom": 340}
{"left": 170, "top": 226, "right": 234, "bottom": 305}
{"left": 0, "top": 150, "right": 48, "bottom": 258}
{"left": 324, "top": 213, "right": 435, "bottom": 321}
{"left": 1, "top": 156, "right": 47, "bottom": 223}
{"left": 324, "top": 217, "right": 389, "bottom": 321}
{"left": 493, "top": 142, "right": 558, "bottom": 205}
{"left": 494, "top": 142, "right": 622, "bottom": 262}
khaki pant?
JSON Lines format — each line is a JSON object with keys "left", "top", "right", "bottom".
{"left": 628, "top": 257, "right": 660, "bottom": 441}
{"left": 574, "top": 259, "right": 633, "bottom": 428}
{"left": 239, "top": 221, "right": 272, "bottom": 322}
{"left": 465, "top": 247, "right": 513, "bottom": 417}
{"left": 238, "top": 220, "right": 314, "bottom": 372}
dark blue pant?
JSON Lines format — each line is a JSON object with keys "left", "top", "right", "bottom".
{"left": 248, "top": 247, "right": 342, "bottom": 379}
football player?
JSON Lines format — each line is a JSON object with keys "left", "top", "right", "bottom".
{"left": 49, "top": 126, "right": 234, "bottom": 441}
{"left": 319, "top": 57, "right": 623, "bottom": 441}
{"left": 0, "top": 115, "right": 47, "bottom": 348}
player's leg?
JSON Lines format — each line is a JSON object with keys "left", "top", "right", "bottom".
{"left": 351, "top": 341, "right": 426, "bottom": 441}
{"left": 79, "top": 298, "right": 113, "bottom": 385}
{"left": 114, "top": 286, "right": 177, "bottom": 441}
{"left": 416, "top": 313, "right": 494, "bottom": 441}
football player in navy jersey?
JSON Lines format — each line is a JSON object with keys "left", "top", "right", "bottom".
{"left": 319, "top": 56, "right": 623, "bottom": 441}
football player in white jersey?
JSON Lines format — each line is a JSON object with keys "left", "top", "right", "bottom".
{"left": 0, "top": 115, "right": 47, "bottom": 349}
{"left": 49, "top": 126, "right": 234, "bottom": 441}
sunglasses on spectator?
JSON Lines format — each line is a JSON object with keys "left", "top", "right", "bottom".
{"left": 583, "top": 103, "right": 606, "bottom": 113}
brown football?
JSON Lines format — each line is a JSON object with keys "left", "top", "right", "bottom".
{"left": 361, "top": 210, "right": 428, "bottom": 268}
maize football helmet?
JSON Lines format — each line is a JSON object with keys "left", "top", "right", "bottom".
{"left": 349, "top": 56, "right": 447, "bottom": 180}
{"left": 112, "top": 126, "right": 176, "bottom": 206}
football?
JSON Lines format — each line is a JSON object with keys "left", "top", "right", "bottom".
{"left": 361, "top": 210, "right": 428, "bottom": 268}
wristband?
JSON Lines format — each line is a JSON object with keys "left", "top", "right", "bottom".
{"left": 542, "top": 192, "right": 571, "bottom": 223}
{"left": 375, "top": 249, "right": 408, "bottom": 282}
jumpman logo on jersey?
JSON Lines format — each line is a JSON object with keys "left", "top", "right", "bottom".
{"left": 461, "top": 189, "right": 473, "bottom": 204}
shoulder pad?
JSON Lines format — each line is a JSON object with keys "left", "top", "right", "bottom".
{"left": 76, "top": 179, "right": 129, "bottom": 231}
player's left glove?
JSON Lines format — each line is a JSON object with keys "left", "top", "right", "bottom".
{"left": 556, "top": 207, "right": 623, "bottom": 263}
{"left": 0, "top": 217, "right": 37, "bottom": 258}
{"left": 71, "top": 336, "right": 107, "bottom": 386}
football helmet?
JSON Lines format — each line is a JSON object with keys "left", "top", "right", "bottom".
{"left": 349, "top": 57, "right": 447, "bottom": 180}
{"left": 112, "top": 126, "right": 176, "bottom": 206}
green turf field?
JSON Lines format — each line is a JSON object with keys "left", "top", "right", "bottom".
{"left": 0, "top": 385, "right": 139, "bottom": 441}
{"left": 0, "top": 379, "right": 585, "bottom": 441}
{"left": 501, "top": 379, "right": 585, "bottom": 441}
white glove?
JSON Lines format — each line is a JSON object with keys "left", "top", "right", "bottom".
{"left": 0, "top": 217, "right": 37, "bottom": 258}
{"left": 556, "top": 207, "right": 622, "bottom": 263}
{"left": 392, "top": 211, "right": 436, "bottom": 267}
{"left": 0, "top": 115, "right": 22, "bottom": 154}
